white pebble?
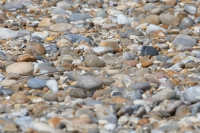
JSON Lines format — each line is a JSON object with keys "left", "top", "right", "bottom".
{"left": 104, "top": 123, "right": 116, "bottom": 131}
{"left": 46, "top": 79, "right": 58, "bottom": 92}
{"left": 117, "top": 14, "right": 130, "bottom": 25}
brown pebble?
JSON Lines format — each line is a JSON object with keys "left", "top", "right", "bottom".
{"left": 141, "top": 60, "right": 153, "bottom": 67}
{"left": 138, "top": 118, "right": 149, "bottom": 125}
{"left": 123, "top": 60, "right": 138, "bottom": 67}
{"left": 10, "top": 93, "right": 28, "bottom": 104}
{"left": 17, "top": 54, "right": 37, "bottom": 62}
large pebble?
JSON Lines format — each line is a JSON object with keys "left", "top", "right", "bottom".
{"left": 27, "top": 78, "right": 46, "bottom": 90}
{"left": 117, "top": 14, "right": 130, "bottom": 25}
{"left": 10, "top": 93, "right": 28, "bottom": 104}
{"left": 42, "top": 93, "right": 57, "bottom": 101}
{"left": 173, "top": 34, "right": 196, "bottom": 49}
{"left": 6, "top": 62, "right": 34, "bottom": 76}
{"left": 31, "top": 121, "right": 56, "bottom": 133}
{"left": 128, "top": 82, "right": 151, "bottom": 91}
{"left": 77, "top": 75, "right": 103, "bottom": 91}
{"left": 46, "top": 80, "right": 58, "bottom": 92}
{"left": 184, "top": 4, "right": 197, "bottom": 15}
{"left": 153, "top": 89, "right": 177, "bottom": 103}
{"left": 3, "top": 1, "right": 23, "bottom": 11}
{"left": 141, "top": 46, "right": 159, "bottom": 56}
{"left": 25, "top": 42, "right": 46, "bottom": 56}
{"left": 146, "top": 24, "right": 166, "bottom": 34}
{"left": 69, "top": 88, "right": 87, "bottom": 98}
{"left": 84, "top": 54, "right": 105, "bottom": 67}
{"left": 0, "top": 28, "right": 18, "bottom": 40}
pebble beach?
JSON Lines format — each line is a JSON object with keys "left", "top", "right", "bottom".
{"left": 0, "top": 0, "right": 200, "bottom": 132}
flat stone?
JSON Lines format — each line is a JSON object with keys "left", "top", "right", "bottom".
{"left": 17, "top": 54, "right": 37, "bottom": 62}
{"left": 144, "top": 14, "right": 160, "bottom": 25}
{"left": 69, "top": 88, "right": 87, "bottom": 98}
{"left": 0, "top": 28, "right": 18, "bottom": 40}
{"left": 146, "top": 24, "right": 166, "bottom": 34}
{"left": 129, "top": 82, "right": 151, "bottom": 91}
{"left": 141, "top": 46, "right": 159, "bottom": 56}
{"left": 173, "top": 34, "right": 196, "bottom": 49}
{"left": 27, "top": 78, "right": 46, "bottom": 90}
{"left": 183, "top": 86, "right": 200, "bottom": 103}
{"left": 42, "top": 93, "right": 57, "bottom": 101}
{"left": 6, "top": 62, "right": 34, "bottom": 76}
{"left": 69, "top": 13, "right": 91, "bottom": 21}
{"left": 38, "top": 18, "right": 54, "bottom": 27}
{"left": 46, "top": 80, "right": 58, "bottom": 92}
{"left": 84, "top": 54, "right": 105, "bottom": 67}
{"left": 25, "top": 42, "right": 46, "bottom": 56}
{"left": 184, "top": 4, "right": 197, "bottom": 15}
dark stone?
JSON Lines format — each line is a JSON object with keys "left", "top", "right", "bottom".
{"left": 141, "top": 46, "right": 159, "bottom": 56}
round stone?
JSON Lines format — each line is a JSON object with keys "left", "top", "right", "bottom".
{"left": 38, "top": 18, "right": 54, "bottom": 27}
{"left": 77, "top": 75, "right": 103, "bottom": 91}
{"left": 25, "top": 42, "right": 46, "bottom": 56}
{"left": 10, "top": 93, "right": 28, "bottom": 104}
{"left": 144, "top": 14, "right": 160, "bottom": 25}
{"left": 84, "top": 54, "right": 105, "bottom": 67}
{"left": 180, "top": 17, "right": 195, "bottom": 28}
{"left": 69, "top": 13, "right": 91, "bottom": 21}
{"left": 6, "top": 62, "right": 34, "bottom": 76}
{"left": 128, "top": 82, "right": 151, "bottom": 91}
{"left": 69, "top": 88, "right": 87, "bottom": 98}
{"left": 184, "top": 4, "right": 197, "bottom": 15}
{"left": 153, "top": 89, "right": 177, "bottom": 103}
{"left": 160, "top": 14, "right": 180, "bottom": 26}
{"left": 183, "top": 86, "right": 200, "bottom": 103}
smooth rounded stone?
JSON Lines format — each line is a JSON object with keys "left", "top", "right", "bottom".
{"left": 10, "top": 93, "right": 28, "bottom": 104}
{"left": 42, "top": 93, "right": 57, "bottom": 101}
{"left": 134, "top": 68, "right": 151, "bottom": 77}
{"left": 160, "top": 14, "right": 180, "bottom": 26}
{"left": 183, "top": 86, "right": 200, "bottom": 103}
{"left": 17, "top": 54, "right": 37, "bottom": 62}
{"left": 37, "top": 63, "right": 58, "bottom": 73}
{"left": 117, "top": 14, "right": 130, "bottom": 25}
{"left": 144, "top": 14, "right": 160, "bottom": 25}
{"left": 3, "top": 1, "right": 23, "bottom": 11}
{"left": 6, "top": 62, "right": 34, "bottom": 76}
{"left": 77, "top": 75, "right": 103, "bottom": 91}
{"left": 44, "top": 44, "right": 59, "bottom": 54}
{"left": 96, "top": 10, "right": 106, "bottom": 18}
{"left": 166, "top": 100, "right": 183, "bottom": 113}
{"left": 30, "top": 36, "right": 43, "bottom": 43}
{"left": 27, "top": 78, "right": 46, "bottom": 90}
{"left": 56, "top": 1, "right": 72, "bottom": 8}
{"left": 93, "top": 47, "right": 114, "bottom": 55}
{"left": 15, "top": 116, "right": 34, "bottom": 130}
{"left": 46, "top": 80, "right": 58, "bottom": 92}
{"left": 69, "top": 13, "right": 91, "bottom": 21}
{"left": 75, "top": 108, "right": 94, "bottom": 119}
{"left": 68, "top": 71, "right": 81, "bottom": 81}
{"left": 153, "top": 71, "right": 167, "bottom": 79}
{"left": 69, "top": 88, "right": 87, "bottom": 98}
{"left": 54, "top": 15, "right": 69, "bottom": 23}
{"left": 184, "top": 4, "right": 197, "bottom": 15}
{"left": 146, "top": 24, "right": 166, "bottom": 34}
{"left": 123, "top": 60, "right": 138, "bottom": 67}
{"left": 56, "top": 39, "right": 70, "bottom": 48}
{"left": 128, "top": 82, "right": 151, "bottom": 91}
{"left": 159, "top": 80, "right": 175, "bottom": 89}
{"left": 143, "top": 3, "right": 157, "bottom": 12}
{"left": 156, "top": 55, "right": 171, "bottom": 63}
{"left": 173, "top": 34, "right": 197, "bottom": 49}
{"left": 85, "top": 100, "right": 104, "bottom": 106}
{"left": 153, "top": 89, "right": 177, "bottom": 103}
{"left": 98, "top": 76, "right": 115, "bottom": 86}
{"left": 31, "top": 121, "right": 56, "bottom": 133}
{"left": 0, "top": 79, "right": 17, "bottom": 87}
{"left": 122, "top": 89, "right": 143, "bottom": 100}
{"left": 32, "top": 31, "right": 48, "bottom": 40}
{"left": 0, "top": 28, "right": 18, "bottom": 40}
{"left": 107, "top": 9, "right": 123, "bottom": 17}
{"left": 84, "top": 54, "right": 105, "bottom": 67}
{"left": 25, "top": 42, "right": 46, "bottom": 56}
{"left": 104, "top": 123, "right": 116, "bottom": 131}
{"left": 180, "top": 17, "right": 195, "bottom": 28}
{"left": 0, "top": 13, "right": 8, "bottom": 21}
{"left": 38, "top": 18, "right": 54, "bottom": 27}
{"left": 0, "top": 87, "right": 14, "bottom": 95}
{"left": 141, "top": 46, "right": 159, "bottom": 56}
{"left": 11, "top": 108, "right": 29, "bottom": 117}
{"left": 65, "top": 34, "right": 91, "bottom": 44}
{"left": 175, "top": 105, "right": 191, "bottom": 117}
{"left": 49, "top": 23, "right": 72, "bottom": 32}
